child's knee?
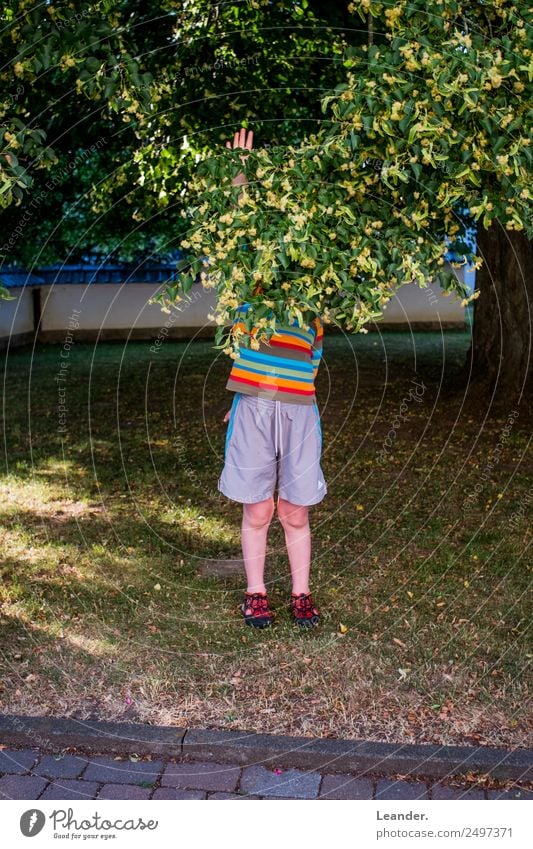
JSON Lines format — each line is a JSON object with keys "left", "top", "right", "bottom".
{"left": 243, "top": 498, "right": 275, "bottom": 529}
{"left": 277, "top": 498, "right": 309, "bottom": 530}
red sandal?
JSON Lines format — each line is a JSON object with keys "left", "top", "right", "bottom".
{"left": 290, "top": 593, "right": 320, "bottom": 627}
{"left": 241, "top": 592, "right": 274, "bottom": 628}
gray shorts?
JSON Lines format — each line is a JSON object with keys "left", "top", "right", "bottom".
{"left": 218, "top": 392, "right": 327, "bottom": 506}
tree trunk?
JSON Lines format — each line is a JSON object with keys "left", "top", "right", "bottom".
{"left": 465, "top": 219, "right": 533, "bottom": 405}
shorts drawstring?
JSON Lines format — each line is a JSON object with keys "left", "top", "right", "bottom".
{"left": 274, "top": 399, "right": 283, "bottom": 458}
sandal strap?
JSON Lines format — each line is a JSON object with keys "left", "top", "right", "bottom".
{"left": 291, "top": 593, "right": 318, "bottom": 617}
{"left": 244, "top": 592, "right": 271, "bottom": 616}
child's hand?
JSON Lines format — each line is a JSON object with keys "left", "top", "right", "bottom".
{"left": 223, "top": 409, "right": 232, "bottom": 423}
{"left": 226, "top": 126, "right": 254, "bottom": 187}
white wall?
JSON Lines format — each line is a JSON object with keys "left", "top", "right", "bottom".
{"left": 382, "top": 270, "right": 465, "bottom": 325}
{"left": 39, "top": 282, "right": 218, "bottom": 334}
{"left": 0, "top": 288, "right": 34, "bottom": 345}
{"left": 3, "top": 263, "right": 465, "bottom": 345}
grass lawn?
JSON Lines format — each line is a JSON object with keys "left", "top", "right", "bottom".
{"left": 0, "top": 328, "right": 531, "bottom": 749}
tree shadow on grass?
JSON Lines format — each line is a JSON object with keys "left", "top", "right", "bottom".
{"left": 1, "top": 336, "right": 531, "bottom": 739}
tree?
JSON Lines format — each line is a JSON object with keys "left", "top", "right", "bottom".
{"left": 89, "top": 0, "right": 362, "bottom": 254}
{"left": 1, "top": 1, "right": 359, "bottom": 271}
{"left": 0, "top": 0, "right": 158, "bottom": 293}
{"left": 158, "top": 0, "right": 531, "bottom": 404}
{"left": 470, "top": 220, "right": 532, "bottom": 399}
{"left": 0, "top": 1, "right": 154, "bottom": 206}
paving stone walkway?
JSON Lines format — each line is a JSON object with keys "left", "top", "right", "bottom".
{"left": 0, "top": 748, "right": 531, "bottom": 801}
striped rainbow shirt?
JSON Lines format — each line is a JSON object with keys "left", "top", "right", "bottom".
{"left": 226, "top": 304, "right": 323, "bottom": 405}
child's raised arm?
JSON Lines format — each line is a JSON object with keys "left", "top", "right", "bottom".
{"left": 221, "top": 127, "right": 254, "bottom": 422}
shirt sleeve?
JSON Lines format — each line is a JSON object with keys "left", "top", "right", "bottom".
{"left": 310, "top": 316, "right": 324, "bottom": 379}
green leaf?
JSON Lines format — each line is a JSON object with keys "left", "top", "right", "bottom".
{"left": 350, "top": 131, "right": 359, "bottom": 151}
{"left": 408, "top": 124, "right": 418, "bottom": 145}
{"left": 85, "top": 57, "right": 101, "bottom": 74}
{"left": 398, "top": 114, "right": 411, "bottom": 134}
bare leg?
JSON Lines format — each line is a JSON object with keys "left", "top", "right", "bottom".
{"left": 241, "top": 497, "right": 275, "bottom": 593}
{"left": 277, "top": 496, "right": 311, "bottom": 595}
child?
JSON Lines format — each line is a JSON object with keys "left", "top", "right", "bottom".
{"left": 218, "top": 128, "right": 327, "bottom": 629}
